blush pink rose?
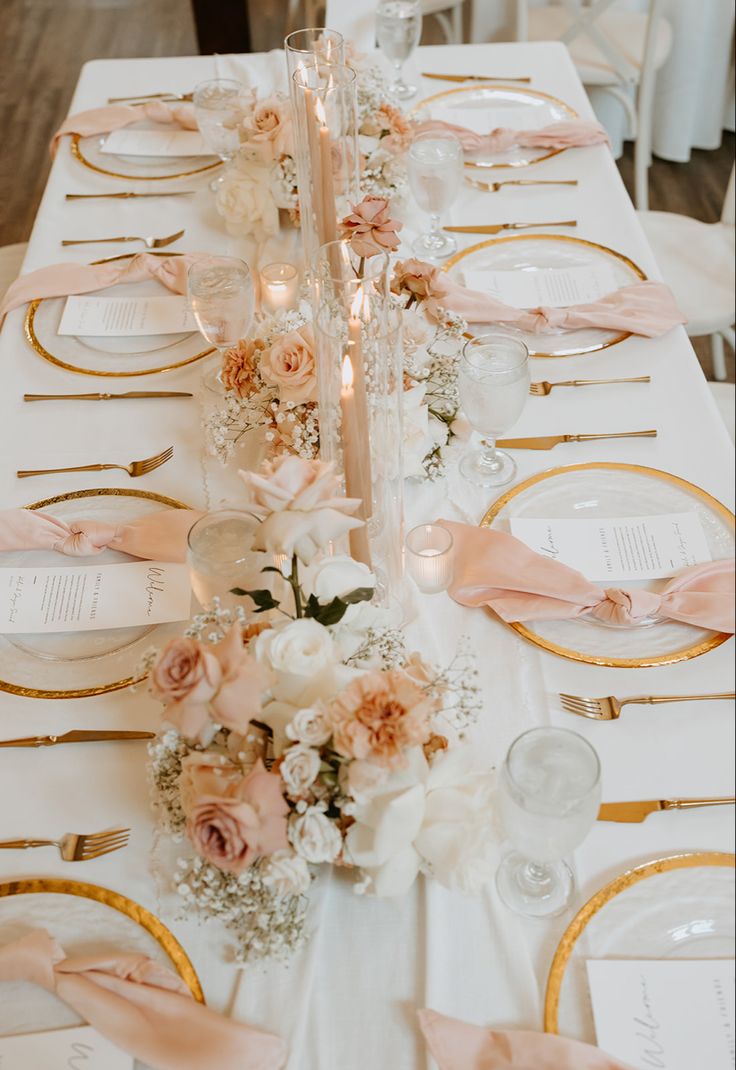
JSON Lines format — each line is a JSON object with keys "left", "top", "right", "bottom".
{"left": 391, "top": 259, "right": 443, "bottom": 304}
{"left": 186, "top": 759, "right": 289, "bottom": 873}
{"left": 179, "top": 751, "right": 243, "bottom": 815}
{"left": 259, "top": 324, "right": 317, "bottom": 404}
{"left": 150, "top": 638, "right": 222, "bottom": 743}
{"left": 209, "top": 625, "right": 271, "bottom": 733}
{"left": 242, "top": 96, "right": 294, "bottom": 158}
{"left": 339, "top": 196, "right": 403, "bottom": 258}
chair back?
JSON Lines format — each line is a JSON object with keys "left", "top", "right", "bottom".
{"left": 722, "top": 165, "right": 735, "bottom": 227}
{"left": 324, "top": 0, "right": 464, "bottom": 49}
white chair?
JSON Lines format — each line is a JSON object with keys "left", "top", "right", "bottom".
{"left": 321, "top": 0, "right": 465, "bottom": 47}
{"left": 637, "top": 166, "right": 735, "bottom": 382}
{"left": 512, "top": 0, "right": 672, "bottom": 210}
{"left": 286, "top": 0, "right": 327, "bottom": 34}
{"left": 0, "top": 243, "right": 28, "bottom": 303}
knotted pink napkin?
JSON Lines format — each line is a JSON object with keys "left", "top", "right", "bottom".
{"left": 0, "top": 251, "right": 203, "bottom": 325}
{"left": 0, "top": 508, "right": 202, "bottom": 562}
{"left": 438, "top": 521, "right": 735, "bottom": 633}
{"left": 51, "top": 101, "right": 198, "bottom": 157}
{"left": 427, "top": 274, "right": 686, "bottom": 337}
{"left": 418, "top": 1009, "right": 632, "bottom": 1070}
{"left": 0, "top": 930, "right": 286, "bottom": 1070}
{"left": 406, "top": 117, "right": 609, "bottom": 155}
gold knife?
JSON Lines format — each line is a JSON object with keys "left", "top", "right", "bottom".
{"left": 495, "top": 430, "right": 658, "bottom": 450}
{"left": 444, "top": 220, "right": 577, "bottom": 235}
{"left": 598, "top": 797, "right": 736, "bottom": 822}
{"left": 422, "top": 72, "right": 532, "bottom": 83}
{"left": 0, "top": 730, "right": 155, "bottom": 748}
{"left": 24, "top": 392, "right": 194, "bottom": 401}
{"left": 66, "top": 192, "right": 197, "bottom": 200}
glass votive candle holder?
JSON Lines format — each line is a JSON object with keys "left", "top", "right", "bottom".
{"left": 405, "top": 524, "right": 454, "bottom": 594}
{"left": 260, "top": 262, "right": 299, "bottom": 313}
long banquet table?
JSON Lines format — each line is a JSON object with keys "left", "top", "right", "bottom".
{"left": 0, "top": 41, "right": 733, "bottom": 1070}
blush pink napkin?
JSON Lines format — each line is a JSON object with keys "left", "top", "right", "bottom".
{"left": 426, "top": 274, "right": 686, "bottom": 338}
{"left": 0, "top": 508, "right": 202, "bottom": 562}
{"left": 0, "top": 252, "right": 203, "bottom": 325}
{"left": 418, "top": 1009, "right": 632, "bottom": 1070}
{"left": 51, "top": 101, "right": 198, "bottom": 157}
{"left": 439, "top": 521, "right": 735, "bottom": 634}
{"left": 407, "top": 117, "right": 609, "bottom": 155}
{"left": 0, "top": 930, "right": 286, "bottom": 1070}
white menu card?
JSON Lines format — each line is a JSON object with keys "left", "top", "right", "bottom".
{"left": 508, "top": 513, "right": 711, "bottom": 581}
{"left": 0, "top": 1025, "right": 132, "bottom": 1068}
{"left": 58, "top": 296, "right": 197, "bottom": 337}
{"left": 1, "top": 561, "right": 191, "bottom": 634}
{"left": 462, "top": 264, "right": 620, "bottom": 308}
{"left": 587, "top": 959, "right": 735, "bottom": 1070}
{"left": 101, "top": 128, "right": 209, "bottom": 157}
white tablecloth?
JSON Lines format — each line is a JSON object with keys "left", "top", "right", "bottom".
{"left": 0, "top": 41, "right": 733, "bottom": 1070}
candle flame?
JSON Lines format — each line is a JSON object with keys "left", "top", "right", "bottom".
{"left": 325, "top": 38, "right": 333, "bottom": 62}
{"left": 350, "top": 286, "right": 365, "bottom": 320}
{"left": 341, "top": 354, "right": 354, "bottom": 389}
{"left": 315, "top": 97, "right": 327, "bottom": 126}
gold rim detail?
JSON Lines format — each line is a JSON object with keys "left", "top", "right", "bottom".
{"left": 71, "top": 133, "right": 222, "bottom": 180}
{"left": 0, "top": 877, "right": 204, "bottom": 1002}
{"left": 0, "top": 488, "right": 191, "bottom": 699}
{"left": 481, "top": 462, "right": 734, "bottom": 667}
{"left": 444, "top": 234, "right": 647, "bottom": 358}
{"left": 544, "top": 851, "right": 735, "bottom": 1033}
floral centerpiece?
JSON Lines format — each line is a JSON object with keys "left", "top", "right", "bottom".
{"left": 147, "top": 457, "right": 486, "bottom": 963}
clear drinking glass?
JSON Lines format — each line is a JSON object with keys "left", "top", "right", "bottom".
{"left": 408, "top": 131, "right": 464, "bottom": 259}
{"left": 376, "top": 0, "right": 423, "bottom": 102}
{"left": 188, "top": 256, "right": 254, "bottom": 393}
{"left": 192, "top": 78, "right": 249, "bottom": 190}
{"left": 496, "top": 727, "right": 601, "bottom": 918}
{"left": 187, "top": 511, "right": 261, "bottom": 610}
{"left": 457, "top": 332, "right": 529, "bottom": 486}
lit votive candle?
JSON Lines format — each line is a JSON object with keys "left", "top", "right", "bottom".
{"left": 405, "top": 524, "right": 454, "bottom": 594}
{"left": 260, "top": 262, "right": 299, "bottom": 313}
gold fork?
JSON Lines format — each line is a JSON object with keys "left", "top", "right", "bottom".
{"left": 530, "top": 376, "right": 651, "bottom": 396}
{"left": 466, "top": 179, "right": 579, "bottom": 193}
{"left": 61, "top": 229, "right": 184, "bottom": 249}
{"left": 0, "top": 828, "right": 130, "bottom": 861}
{"left": 17, "top": 445, "right": 173, "bottom": 479}
{"left": 108, "top": 91, "right": 194, "bottom": 103}
{"left": 561, "top": 692, "right": 736, "bottom": 721}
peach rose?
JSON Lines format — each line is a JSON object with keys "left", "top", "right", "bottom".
{"left": 391, "top": 259, "right": 443, "bottom": 304}
{"left": 221, "top": 338, "right": 264, "bottom": 398}
{"left": 329, "top": 669, "right": 436, "bottom": 769}
{"left": 339, "top": 195, "right": 403, "bottom": 258}
{"left": 186, "top": 759, "right": 289, "bottom": 873}
{"left": 179, "top": 751, "right": 243, "bottom": 815}
{"left": 150, "top": 638, "right": 222, "bottom": 743}
{"left": 259, "top": 324, "right": 317, "bottom": 404}
{"left": 209, "top": 626, "right": 271, "bottom": 734}
{"left": 242, "top": 95, "right": 294, "bottom": 158}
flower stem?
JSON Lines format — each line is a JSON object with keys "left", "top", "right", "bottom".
{"left": 357, "top": 256, "right": 365, "bottom": 279}
{"left": 290, "top": 554, "right": 303, "bottom": 619}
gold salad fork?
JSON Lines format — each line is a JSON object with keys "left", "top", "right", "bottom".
{"left": 61, "top": 229, "right": 185, "bottom": 249}
{"left": 530, "top": 376, "right": 651, "bottom": 396}
{"left": 17, "top": 445, "right": 173, "bottom": 479}
{"left": 466, "top": 179, "right": 579, "bottom": 193}
{"left": 561, "top": 691, "right": 736, "bottom": 721}
{"left": 108, "top": 91, "right": 194, "bottom": 103}
{"left": 0, "top": 828, "right": 130, "bottom": 861}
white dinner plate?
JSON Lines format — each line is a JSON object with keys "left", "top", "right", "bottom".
{"left": 72, "top": 122, "right": 220, "bottom": 181}
{"left": 482, "top": 463, "right": 734, "bottom": 667}
{"left": 445, "top": 234, "right": 646, "bottom": 358}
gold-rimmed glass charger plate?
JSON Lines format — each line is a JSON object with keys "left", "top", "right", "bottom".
{"left": 544, "top": 852, "right": 735, "bottom": 1040}
{"left": 71, "top": 128, "right": 221, "bottom": 181}
{"left": 24, "top": 253, "right": 214, "bottom": 377}
{"left": 0, "top": 877, "right": 203, "bottom": 1067}
{"left": 481, "top": 463, "right": 734, "bottom": 667}
{"left": 0, "top": 488, "right": 193, "bottom": 698}
{"left": 412, "top": 84, "right": 577, "bottom": 169}
{"left": 445, "top": 234, "right": 646, "bottom": 357}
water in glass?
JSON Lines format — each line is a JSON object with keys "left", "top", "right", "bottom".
{"left": 376, "top": 0, "right": 422, "bottom": 101}
{"left": 408, "top": 133, "right": 463, "bottom": 258}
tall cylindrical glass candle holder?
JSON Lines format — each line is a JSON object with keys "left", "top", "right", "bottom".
{"left": 284, "top": 27, "right": 345, "bottom": 88}
{"left": 312, "top": 241, "right": 404, "bottom": 606}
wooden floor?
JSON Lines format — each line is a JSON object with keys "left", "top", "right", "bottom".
{"left": 1, "top": 0, "right": 733, "bottom": 379}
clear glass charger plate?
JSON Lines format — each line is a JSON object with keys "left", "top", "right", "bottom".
{"left": 445, "top": 234, "right": 646, "bottom": 358}
{"left": 0, "top": 488, "right": 193, "bottom": 698}
{"left": 481, "top": 462, "right": 735, "bottom": 667}
{"left": 24, "top": 252, "right": 214, "bottom": 377}
{"left": 0, "top": 878, "right": 203, "bottom": 1068}
{"left": 411, "top": 84, "right": 578, "bottom": 169}
{"left": 544, "top": 852, "right": 735, "bottom": 1041}
{"left": 71, "top": 122, "right": 221, "bottom": 180}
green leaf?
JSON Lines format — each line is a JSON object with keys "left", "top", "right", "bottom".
{"left": 229, "top": 588, "right": 280, "bottom": 613}
{"left": 340, "top": 587, "right": 374, "bottom": 606}
{"left": 260, "top": 566, "right": 285, "bottom": 576}
{"left": 313, "top": 597, "right": 350, "bottom": 627}
{"left": 229, "top": 587, "right": 249, "bottom": 597}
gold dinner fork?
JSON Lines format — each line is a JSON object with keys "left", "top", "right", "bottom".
{"left": 466, "top": 179, "right": 579, "bottom": 193}
{"left": 561, "top": 691, "right": 736, "bottom": 721}
{"left": 61, "top": 229, "right": 185, "bottom": 250}
{"left": 530, "top": 376, "right": 651, "bottom": 396}
{"left": 17, "top": 445, "right": 174, "bottom": 479}
{"left": 108, "top": 92, "right": 194, "bottom": 103}
{"left": 0, "top": 828, "right": 130, "bottom": 861}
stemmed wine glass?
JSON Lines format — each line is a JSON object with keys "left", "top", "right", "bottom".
{"left": 188, "top": 256, "right": 254, "bottom": 394}
{"left": 457, "top": 332, "right": 530, "bottom": 486}
{"left": 496, "top": 727, "right": 601, "bottom": 918}
{"left": 376, "top": 0, "right": 423, "bottom": 102}
{"left": 192, "top": 78, "right": 249, "bottom": 190}
{"left": 407, "top": 131, "right": 464, "bottom": 259}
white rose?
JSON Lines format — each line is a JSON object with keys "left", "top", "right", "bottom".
{"left": 402, "top": 385, "right": 449, "bottom": 481}
{"left": 339, "top": 758, "right": 389, "bottom": 804}
{"left": 288, "top": 807, "right": 342, "bottom": 863}
{"left": 256, "top": 618, "right": 337, "bottom": 707}
{"left": 215, "top": 158, "right": 280, "bottom": 241}
{"left": 280, "top": 744, "right": 321, "bottom": 797}
{"left": 286, "top": 705, "right": 333, "bottom": 747}
{"left": 261, "top": 849, "right": 312, "bottom": 897}
{"left": 402, "top": 308, "right": 434, "bottom": 371}
{"left": 311, "top": 554, "right": 375, "bottom": 605}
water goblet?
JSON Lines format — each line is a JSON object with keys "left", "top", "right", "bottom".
{"left": 457, "top": 332, "right": 529, "bottom": 486}
{"left": 187, "top": 510, "right": 261, "bottom": 611}
{"left": 192, "top": 78, "right": 249, "bottom": 190}
{"left": 188, "top": 256, "right": 254, "bottom": 394}
{"left": 408, "top": 131, "right": 464, "bottom": 259}
{"left": 376, "top": 0, "right": 423, "bottom": 102}
{"left": 496, "top": 727, "right": 601, "bottom": 918}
